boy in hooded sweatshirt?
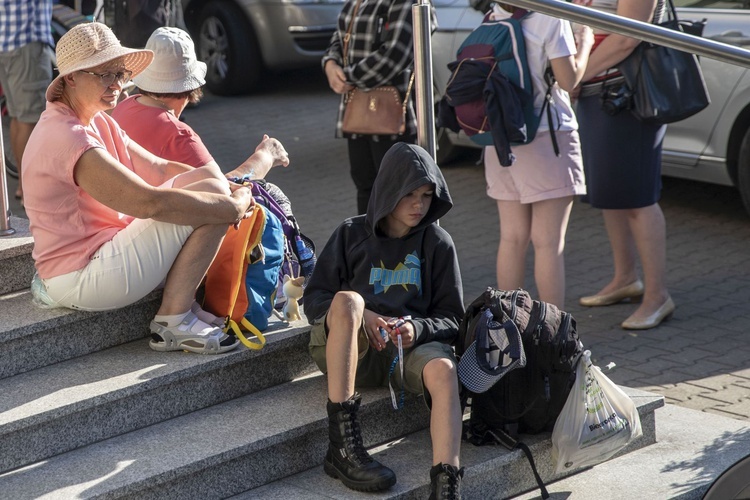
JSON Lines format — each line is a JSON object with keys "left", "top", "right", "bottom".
{"left": 303, "top": 143, "right": 465, "bottom": 499}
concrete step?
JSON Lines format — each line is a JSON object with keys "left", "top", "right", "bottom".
{"left": 235, "top": 387, "right": 664, "bottom": 500}
{"left": 0, "top": 317, "right": 315, "bottom": 474}
{"left": 0, "top": 288, "right": 161, "bottom": 379}
{"left": 511, "top": 404, "right": 750, "bottom": 500}
{"left": 0, "top": 216, "right": 34, "bottom": 295}
{"left": 0, "top": 372, "right": 432, "bottom": 500}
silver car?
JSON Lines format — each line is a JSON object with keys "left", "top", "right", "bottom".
{"left": 431, "top": 0, "right": 750, "bottom": 213}
{"left": 182, "top": 0, "right": 345, "bottom": 95}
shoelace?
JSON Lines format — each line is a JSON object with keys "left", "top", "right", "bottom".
{"left": 342, "top": 413, "right": 372, "bottom": 465}
{"left": 440, "top": 474, "right": 460, "bottom": 499}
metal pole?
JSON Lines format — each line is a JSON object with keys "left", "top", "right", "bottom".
{"left": 412, "top": 0, "right": 436, "bottom": 160}
{"left": 502, "top": 0, "right": 750, "bottom": 68}
{"left": 0, "top": 123, "right": 15, "bottom": 236}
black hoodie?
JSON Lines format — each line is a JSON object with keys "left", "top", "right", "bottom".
{"left": 303, "top": 143, "right": 464, "bottom": 345}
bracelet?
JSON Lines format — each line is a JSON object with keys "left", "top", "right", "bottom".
{"left": 227, "top": 175, "right": 250, "bottom": 185}
{"left": 227, "top": 168, "right": 256, "bottom": 185}
{"left": 392, "top": 315, "right": 411, "bottom": 330}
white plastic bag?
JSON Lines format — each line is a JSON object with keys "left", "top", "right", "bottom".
{"left": 551, "top": 350, "right": 642, "bottom": 474}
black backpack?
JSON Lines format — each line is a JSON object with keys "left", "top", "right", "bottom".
{"left": 455, "top": 287, "right": 583, "bottom": 498}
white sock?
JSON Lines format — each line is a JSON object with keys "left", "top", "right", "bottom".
{"left": 191, "top": 301, "right": 222, "bottom": 326}
{"left": 153, "top": 311, "right": 191, "bottom": 327}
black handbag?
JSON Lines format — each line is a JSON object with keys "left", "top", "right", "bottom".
{"left": 617, "top": 0, "right": 710, "bottom": 125}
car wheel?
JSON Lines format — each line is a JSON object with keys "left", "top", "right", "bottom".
{"left": 196, "top": 1, "right": 261, "bottom": 96}
{"left": 737, "top": 127, "right": 750, "bottom": 216}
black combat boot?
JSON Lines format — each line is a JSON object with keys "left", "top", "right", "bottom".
{"left": 324, "top": 393, "right": 397, "bottom": 492}
{"left": 429, "top": 463, "right": 464, "bottom": 500}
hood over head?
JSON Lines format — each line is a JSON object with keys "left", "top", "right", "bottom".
{"left": 365, "top": 143, "right": 453, "bottom": 235}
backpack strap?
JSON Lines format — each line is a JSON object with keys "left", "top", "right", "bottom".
{"left": 541, "top": 67, "right": 561, "bottom": 157}
{"left": 229, "top": 317, "right": 267, "bottom": 350}
{"left": 486, "top": 428, "right": 550, "bottom": 500}
{"left": 496, "top": 7, "right": 560, "bottom": 158}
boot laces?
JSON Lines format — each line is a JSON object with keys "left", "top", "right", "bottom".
{"left": 438, "top": 466, "right": 462, "bottom": 499}
{"left": 341, "top": 412, "right": 373, "bottom": 466}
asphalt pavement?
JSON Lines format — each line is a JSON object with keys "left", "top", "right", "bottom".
{"left": 4, "top": 66, "right": 750, "bottom": 422}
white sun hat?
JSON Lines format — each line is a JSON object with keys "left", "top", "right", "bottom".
{"left": 133, "top": 27, "right": 207, "bottom": 94}
{"left": 46, "top": 22, "right": 154, "bottom": 102}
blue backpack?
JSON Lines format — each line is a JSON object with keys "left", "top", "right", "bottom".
{"left": 243, "top": 207, "right": 285, "bottom": 331}
{"left": 203, "top": 182, "right": 314, "bottom": 349}
{"left": 443, "top": 9, "right": 558, "bottom": 166}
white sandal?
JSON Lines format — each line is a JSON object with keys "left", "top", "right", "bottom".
{"left": 149, "top": 311, "right": 239, "bottom": 354}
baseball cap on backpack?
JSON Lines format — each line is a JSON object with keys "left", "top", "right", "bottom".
{"left": 457, "top": 308, "right": 526, "bottom": 394}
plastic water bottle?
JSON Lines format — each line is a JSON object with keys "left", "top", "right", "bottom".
{"left": 295, "top": 236, "right": 316, "bottom": 281}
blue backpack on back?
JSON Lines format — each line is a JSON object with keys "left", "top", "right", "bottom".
{"left": 443, "top": 9, "right": 558, "bottom": 166}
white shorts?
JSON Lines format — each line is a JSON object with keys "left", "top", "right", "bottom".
{"left": 42, "top": 218, "right": 194, "bottom": 311}
{"left": 484, "top": 130, "right": 587, "bottom": 204}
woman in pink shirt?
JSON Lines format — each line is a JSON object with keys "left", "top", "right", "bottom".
{"left": 22, "top": 23, "right": 285, "bottom": 355}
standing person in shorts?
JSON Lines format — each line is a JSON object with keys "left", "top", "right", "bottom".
{"left": 483, "top": 3, "right": 593, "bottom": 308}
{"left": 0, "top": 0, "right": 54, "bottom": 203}
{"left": 303, "top": 143, "right": 465, "bottom": 499}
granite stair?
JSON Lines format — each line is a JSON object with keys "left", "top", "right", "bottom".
{"left": 0, "top": 215, "right": 682, "bottom": 499}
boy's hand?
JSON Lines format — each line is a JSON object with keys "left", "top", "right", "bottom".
{"left": 363, "top": 311, "right": 415, "bottom": 351}
{"left": 387, "top": 317, "right": 415, "bottom": 349}
{"left": 363, "top": 309, "right": 389, "bottom": 351}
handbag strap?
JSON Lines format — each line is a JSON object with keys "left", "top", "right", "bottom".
{"left": 342, "top": 0, "right": 363, "bottom": 67}
{"left": 665, "top": 0, "right": 678, "bottom": 23}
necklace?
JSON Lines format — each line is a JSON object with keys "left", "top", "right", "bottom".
{"left": 141, "top": 95, "right": 174, "bottom": 114}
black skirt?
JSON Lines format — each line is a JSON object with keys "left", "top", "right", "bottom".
{"left": 577, "top": 92, "right": 666, "bottom": 210}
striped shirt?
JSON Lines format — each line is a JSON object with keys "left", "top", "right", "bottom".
{"left": 0, "top": 0, "right": 54, "bottom": 52}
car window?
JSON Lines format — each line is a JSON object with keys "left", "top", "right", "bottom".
{"left": 674, "top": 0, "right": 749, "bottom": 8}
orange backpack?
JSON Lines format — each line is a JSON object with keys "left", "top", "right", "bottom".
{"left": 203, "top": 206, "right": 268, "bottom": 350}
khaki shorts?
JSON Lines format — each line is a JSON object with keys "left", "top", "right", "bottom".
{"left": 0, "top": 42, "right": 53, "bottom": 123}
{"left": 309, "top": 313, "right": 457, "bottom": 408}
{"left": 484, "top": 130, "right": 587, "bottom": 204}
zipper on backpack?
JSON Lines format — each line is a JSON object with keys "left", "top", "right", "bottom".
{"left": 556, "top": 312, "right": 577, "bottom": 366}
{"left": 534, "top": 301, "right": 546, "bottom": 346}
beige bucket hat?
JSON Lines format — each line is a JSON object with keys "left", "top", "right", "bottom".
{"left": 133, "top": 27, "right": 207, "bottom": 93}
{"left": 46, "top": 22, "right": 154, "bottom": 102}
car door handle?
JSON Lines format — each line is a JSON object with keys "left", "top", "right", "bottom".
{"left": 709, "top": 30, "right": 750, "bottom": 47}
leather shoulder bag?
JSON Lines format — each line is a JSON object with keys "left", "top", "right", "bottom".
{"left": 340, "top": 0, "right": 414, "bottom": 135}
{"left": 617, "top": 0, "right": 710, "bottom": 125}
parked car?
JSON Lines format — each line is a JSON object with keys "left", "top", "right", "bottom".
{"left": 182, "top": 0, "right": 345, "bottom": 95}
{"left": 431, "top": 0, "right": 750, "bottom": 214}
